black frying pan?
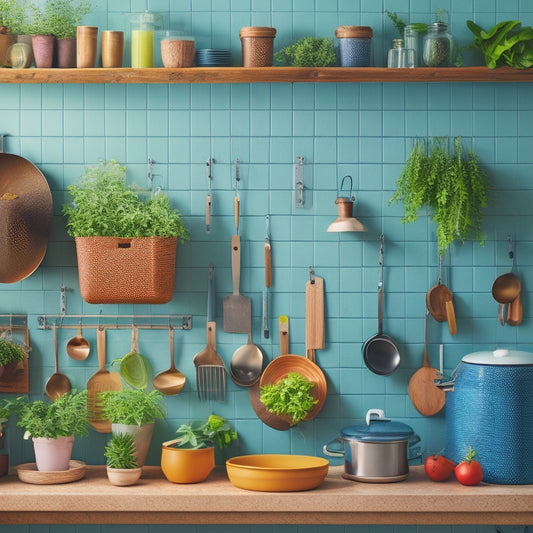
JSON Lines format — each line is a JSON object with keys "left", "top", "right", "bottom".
{"left": 362, "top": 236, "right": 401, "bottom": 375}
{"left": 0, "top": 135, "right": 53, "bottom": 283}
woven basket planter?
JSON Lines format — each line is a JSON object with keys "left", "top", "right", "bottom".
{"left": 75, "top": 236, "right": 178, "bottom": 304}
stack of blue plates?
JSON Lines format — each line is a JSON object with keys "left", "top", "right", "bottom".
{"left": 196, "top": 49, "right": 232, "bottom": 67}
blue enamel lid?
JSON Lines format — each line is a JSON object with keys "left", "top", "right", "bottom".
{"left": 340, "top": 409, "right": 414, "bottom": 442}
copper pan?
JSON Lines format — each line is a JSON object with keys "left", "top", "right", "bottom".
{"left": 0, "top": 135, "right": 53, "bottom": 283}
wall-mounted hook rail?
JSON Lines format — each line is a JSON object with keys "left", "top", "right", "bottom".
{"left": 37, "top": 314, "right": 192, "bottom": 330}
{"left": 295, "top": 156, "right": 305, "bottom": 208}
{"left": 0, "top": 314, "right": 28, "bottom": 328}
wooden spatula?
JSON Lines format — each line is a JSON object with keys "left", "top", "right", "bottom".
{"left": 87, "top": 327, "right": 122, "bottom": 433}
{"left": 305, "top": 270, "right": 324, "bottom": 363}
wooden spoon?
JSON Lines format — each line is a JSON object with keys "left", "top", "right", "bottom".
{"left": 408, "top": 309, "right": 445, "bottom": 417}
{"left": 45, "top": 324, "right": 72, "bottom": 400}
{"left": 427, "top": 282, "right": 457, "bottom": 335}
{"left": 507, "top": 292, "right": 523, "bottom": 326}
{"left": 152, "top": 325, "right": 186, "bottom": 395}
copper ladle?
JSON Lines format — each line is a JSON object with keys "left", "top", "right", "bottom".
{"left": 45, "top": 324, "right": 72, "bottom": 400}
{"left": 492, "top": 272, "right": 521, "bottom": 326}
{"left": 66, "top": 323, "right": 90, "bottom": 361}
{"left": 152, "top": 325, "right": 186, "bottom": 395}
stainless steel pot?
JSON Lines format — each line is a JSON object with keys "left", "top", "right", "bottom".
{"left": 323, "top": 409, "right": 420, "bottom": 483}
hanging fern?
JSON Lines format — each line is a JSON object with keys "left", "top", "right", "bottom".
{"left": 389, "top": 137, "right": 488, "bottom": 257}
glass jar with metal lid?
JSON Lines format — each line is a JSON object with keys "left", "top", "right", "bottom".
{"left": 422, "top": 21, "right": 452, "bottom": 67}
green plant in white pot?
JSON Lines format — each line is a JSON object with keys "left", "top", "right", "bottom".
{"left": 104, "top": 432, "right": 142, "bottom": 486}
{"left": 99, "top": 389, "right": 166, "bottom": 467}
{"left": 62, "top": 160, "right": 189, "bottom": 304}
{"left": 7, "top": 390, "right": 88, "bottom": 471}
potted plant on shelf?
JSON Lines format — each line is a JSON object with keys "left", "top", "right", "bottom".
{"left": 0, "top": 337, "right": 28, "bottom": 381}
{"left": 62, "top": 159, "right": 189, "bottom": 304}
{"left": 99, "top": 388, "right": 166, "bottom": 467}
{"left": 6, "top": 390, "right": 88, "bottom": 471}
{"left": 0, "top": 0, "right": 25, "bottom": 65}
{"left": 389, "top": 136, "right": 488, "bottom": 258}
{"left": 104, "top": 432, "right": 142, "bottom": 486}
{"left": 0, "top": 401, "right": 10, "bottom": 476}
{"left": 28, "top": 1, "right": 55, "bottom": 67}
{"left": 161, "top": 414, "right": 238, "bottom": 484}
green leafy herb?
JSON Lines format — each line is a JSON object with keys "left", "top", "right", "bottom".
{"left": 275, "top": 37, "right": 336, "bottom": 67}
{"left": 104, "top": 432, "right": 139, "bottom": 469}
{"left": 173, "top": 414, "right": 238, "bottom": 449}
{"left": 0, "top": 0, "right": 28, "bottom": 34}
{"left": 99, "top": 389, "right": 166, "bottom": 427}
{"left": 467, "top": 20, "right": 533, "bottom": 69}
{"left": 31, "top": 0, "right": 92, "bottom": 39}
{"left": 389, "top": 137, "right": 488, "bottom": 257}
{"left": 62, "top": 160, "right": 189, "bottom": 241}
{"left": 260, "top": 372, "right": 317, "bottom": 426}
{"left": 386, "top": 10, "right": 407, "bottom": 37}
{"left": 6, "top": 390, "right": 88, "bottom": 439}
{"left": 0, "top": 338, "right": 27, "bottom": 366}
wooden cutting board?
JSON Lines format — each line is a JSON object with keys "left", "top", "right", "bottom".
{"left": 305, "top": 274, "right": 325, "bottom": 358}
{"left": 87, "top": 327, "right": 122, "bottom": 432}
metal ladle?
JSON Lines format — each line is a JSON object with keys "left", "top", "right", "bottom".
{"left": 152, "top": 325, "right": 186, "bottom": 395}
{"left": 492, "top": 272, "right": 521, "bottom": 325}
{"left": 230, "top": 330, "right": 263, "bottom": 387}
{"left": 66, "top": 322, "right": 90, "bottom": 361}
{"left": 45, "top": 323, "right": 72, "bottom": 400}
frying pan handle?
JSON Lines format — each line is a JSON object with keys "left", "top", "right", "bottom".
{"left": 208, "top": 264, "right": 215, "bottom": 322}
{"left": 279, "top": 316, "right": 289, "bottom": 356}
{"left": 445, "top": 299, "right": 457, "bottom": 335}
{"left": 377, "top": 285, "right": 383, "bottom": 335}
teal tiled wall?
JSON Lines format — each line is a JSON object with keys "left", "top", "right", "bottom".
{"left": 2, "top": 1, "right": 533, "bottom": 531}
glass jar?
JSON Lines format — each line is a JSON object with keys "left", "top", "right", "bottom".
{"left": 422, "top": 21, "right": 451, "bottom": 67}
{"left": 128, "top": 11, "right": 163, "bottom": 68}
{"left": 387, "top": 38, "right": 415, "bottom": 69}
{"left": 403, "top": 24, "right": 420, "bottom": 67}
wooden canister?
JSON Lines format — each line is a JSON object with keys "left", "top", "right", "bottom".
{"left": 239, "top": 26, "right": 276, "bottom": 67}
{"left": 101, "top": 30, "right": 124, "bottom": 68}
{"left": 77, "top": 25, "right": 98, "bottom": 68}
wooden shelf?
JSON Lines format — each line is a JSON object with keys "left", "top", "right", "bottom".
{"left": 0, "top": 66, "right": 532, "bottom": 84}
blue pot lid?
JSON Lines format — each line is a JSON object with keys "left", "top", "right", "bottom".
{"left": 340, "top": 409, "right": 414, "bottom": 442}
{"left": 462, "top": 349, "right": 533, "bottom": 366}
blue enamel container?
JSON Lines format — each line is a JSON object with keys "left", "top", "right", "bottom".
{"left": 444, "top": 349, "right": 533, "bottom": 484}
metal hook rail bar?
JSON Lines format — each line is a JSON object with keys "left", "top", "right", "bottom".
{"left": 0, "top": 314, "right": 28, "bottom": 327}
{"left": 37, "top": 314, "right": 192, "bottom": 330}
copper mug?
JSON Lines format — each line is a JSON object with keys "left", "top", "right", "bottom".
{"left": 77, "top": 26, "right": 98, "bottom": 68}
{"left": 101, "top": 30, "right": 124, "bottom": 68}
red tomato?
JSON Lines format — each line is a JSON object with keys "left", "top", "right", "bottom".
{"left": 424, "top": 454, "right": 456, "bottom": 481}
{"left": 454, "top": 447, "right": 484, "bottom": 486}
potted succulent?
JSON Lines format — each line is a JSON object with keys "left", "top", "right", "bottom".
{"left": 7, "top": 390, "right": 88, "bottom": 471}
{"left": 0, "top": 337, "right": 27, "bottom": 381}
{"left": 0, "top": 401, "right": 10, "bottom": 476}
{"left": 104, "top": 432, "right": 142, "bottom": 486}
{"left": 0, "top": 0, "right": 25, "bottom": 65}
{"left": 62, "top": 160, "right": 189, "bottom": 304}
{"left": 99, "top": 389, "right": 166, "bottom": 467}
{"left": 161, "top": 414, "right": 238, "bottom": 484}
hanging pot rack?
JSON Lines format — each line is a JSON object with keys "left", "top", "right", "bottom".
{"left": 37, "top": 314, "right": 192, "bottom": 330}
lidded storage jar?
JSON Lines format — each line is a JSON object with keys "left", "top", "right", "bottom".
{"left": 335, "top": 25, "right": 373, "bottom": 67}
{"left": 239, "top": 26, "right": 276, "bottom": 67}
{"left": 422, "top": 21, "right": 451, "bottom": 66}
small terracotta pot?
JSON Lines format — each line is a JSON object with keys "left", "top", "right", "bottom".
{"left": 161, "top": 445, "right": 215, "bottom": 483}
{"left": 0, "top": 33, "right": 17, "bottom": 66}
{"left": 32, "top": 34, "right": 55, "bottom": 68}
{"left": 56, "top": 37, "right": 76, "bottom": 68}
{"left": 32, "top": 435, "right": 74, "bottom": 471}
{"left": 106, "top": 466, "right": 142, "bottom": 486}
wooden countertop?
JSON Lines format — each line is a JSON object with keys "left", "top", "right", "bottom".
{"left": 1, "top": 465, "right": 533, "bottom": 525}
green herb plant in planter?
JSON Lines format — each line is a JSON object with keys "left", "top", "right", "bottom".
{"left": 0, "top": 0, "right": 25, "bottom": 65}
{"left": 0, "top": 337, "right": 28, "bottom": 381}
{"left": 28, "top": 1, "right": 56, "bottom": 67}
{"left": 389, "top": 137, "right": 488, "bottom": 258}
{"left": 104, "top": 432, "right": 142, "bottom": 486}
{"left": 62, "top": 159, "right": 189, "bottom": 304}
{"left": 161, "top": 414, "right": 238, "bottom": 484}
{"left": 275, "top": 37, "right": 336, "bottom": 67}
{"left": 6, "top": 390, "right": 88, "bottom": 471}
{"left": 99, "top": 389, "right": 166, "bottom": 467}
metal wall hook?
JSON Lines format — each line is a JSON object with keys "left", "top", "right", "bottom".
{"left": 508, "top": 235, "right": 514, "bottom": 260}
{"left": 338, "top": 175, "right": 355, "bottom": 200}
{"left": 309, "top": 266, "right": 316, "bottom": 284}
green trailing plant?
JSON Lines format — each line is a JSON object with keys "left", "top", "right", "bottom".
{"left": 274, "top": 37, "right": 336, "bottom": 67}
{"left": 6, "top": 390, "right": 88, "bottom": 439}
{"left": 0, "top": 0, "right": 29, "bottom": 34}
{"left": 62, "top": 160, "right": 189, "bottom": 241}
{"left": 385, "top": 10, "right": 427, "bottom": 37}
{"left": 104, "top": 432, "right": 139, "bottom": 469}
{"left": 389, "top": 137, "right": 488, "bottom": 257}
{"left": 467, "top": 20, "right": 533, "bottom": 69}
{"left": 173, "top": 414, "right": 237, "bottom": 450}
{"left": 99, "top": 389, "right": 166, "bottom": 427}
{"left": 260, "top": 372, "right": 317, "bottom": 426}
{"left": 44, "top": 0, "right": 92, "bottom": 39}
{"left": 0, "top": 338, "right": 27, "bottom": 366}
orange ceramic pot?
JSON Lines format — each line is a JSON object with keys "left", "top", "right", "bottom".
{"left": 161, "top": 444, "right": 214, "bottom": 484}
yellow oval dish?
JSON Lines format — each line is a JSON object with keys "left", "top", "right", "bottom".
{"left": 226, "top": 454, "right": 329, "bottom": 492}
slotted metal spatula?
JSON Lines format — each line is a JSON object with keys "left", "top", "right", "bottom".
{"left": 193, "top": 264, "right": 226, "bottom": 401}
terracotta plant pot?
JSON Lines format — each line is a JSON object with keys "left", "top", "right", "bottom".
{"left": 32, "top": 435, "right": 74, "bottom": 471}
{"left": 106, "top": 466, "right": 142, "bottom": 486}
{"left": 111, "top": 422, "right": 154, "bottom": 468}
{"left": 0, "top": 33, "right": 17, "bottom": 66}
{"left": 56, "top": 37, "right": 76, "bottom": 68}
{"left": 161, "top": 445, "right": 215, "bottom": 484}
{"left": 32, "top": 35, "right": 55, "bottom": 68}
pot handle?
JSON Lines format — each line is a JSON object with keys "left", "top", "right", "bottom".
{"left": 366, "top": 408, "right": 386, "bottom": 426}
{"left": 322, "top": 437, "right": 344, "bottom": 458}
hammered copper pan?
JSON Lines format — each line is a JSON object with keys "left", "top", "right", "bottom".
{"left": 0, "top": 136, "right": 53, "bottom": 283}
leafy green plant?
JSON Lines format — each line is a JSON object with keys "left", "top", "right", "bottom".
{"left": 389, "top": 137, "right": 488, "bottom": 257}
{"left": 0, "top": 338, "right": 27, "bottom": 366}
{"left": 467, "top": 20, "right": 533, "bottom": 69}
{"left": 173, "top": 414, "right": 237, "bottom": 449}
{"left": 260, "top": 372, "right": 317, "bottom": 426}
{"left": 0, "top": 400, "right": 9, "bottom": 425}
{"left": 275, "top": 37, "right": 336, "bottom": 67}
{"left": 44, "top": 0, "right": 92, "bottom": 39}
{"left": 99, "top": 389, "right": 166, "bottom": 427}
{"left": 0, "top": 0, "right": 27, "bottom": 34}
{"left": 104, "top": 432, "right": 139, "bottom": 469}
{"left": 62, "top": 160, "right": 189, "bottom": 241}
{"left": 28, "top": 1, "right": 53, "bottom": 35}
{"left": 385, "top": 10, "right": 427, "bottom": 37}
{"left": 6, "top": 390, "right": 88, "bottom": 439}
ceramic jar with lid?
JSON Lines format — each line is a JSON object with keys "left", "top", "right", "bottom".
{"left": 239, "top": 26, "right": 276, "bottom": 67}
{"left": 335, "top": 25, "right": 373, "bottom": 67}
